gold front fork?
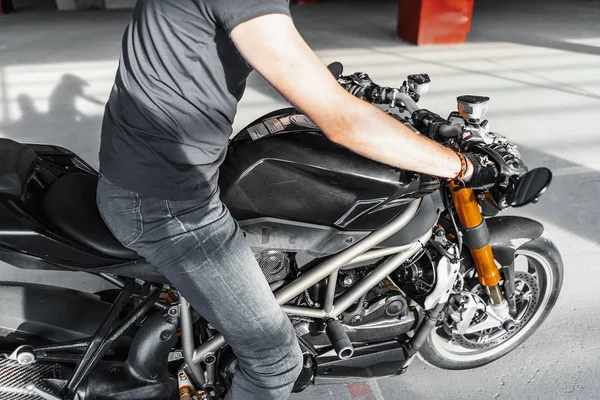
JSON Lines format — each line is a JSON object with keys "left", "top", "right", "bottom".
{"left": 449, "top": 183, "right": 504, "bottom": 305}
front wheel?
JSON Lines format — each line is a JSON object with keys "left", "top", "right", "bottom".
{"left": 419, "top": 233, "right": 563, "bottom": 370}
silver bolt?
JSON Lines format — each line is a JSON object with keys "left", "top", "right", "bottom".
{"left": 17, "top": 352, "right": 35, "bottom": 365}
{"left": 168, "top": 307, "right": 178, "bottom": 316}
{"left": 304, "top": 357, "right": 313, "bottom": 368}
{"left": 351, "top": 315, "right": 362, "bottom": 324}
{"left": 503, "top": 320, "right": 517, "bottom": 332}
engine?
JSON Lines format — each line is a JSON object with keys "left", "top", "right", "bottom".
{"left": 254, "top": 251, "right": 293, "bottom": 290}
{"left": 294, "top": 267, "right": 419, "bottom": 346}
{"left": 338, "top": 286, "right": 416, "bottom": 343}
{"left": 255, "top": 250, "right": 426, "bottom": 345}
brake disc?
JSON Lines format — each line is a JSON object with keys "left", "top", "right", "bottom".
{"left": 453, "top": 272, "right": 539, "bottom": 349}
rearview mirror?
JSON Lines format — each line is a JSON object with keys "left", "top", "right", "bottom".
{"left": 507, "top": 167, "right": 552, "bottom": 207}
{"left": 327, "top": 62, "right": 344, "bottom": 79}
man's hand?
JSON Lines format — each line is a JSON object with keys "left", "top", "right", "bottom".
{"left": 230, "top": 14, "right": 463, "bottom": 179}
{"left": 462, "top": 152, "right": 500, "bottom": 189}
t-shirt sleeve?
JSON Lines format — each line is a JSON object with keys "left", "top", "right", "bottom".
{"left": 210, "top": 0, "right": 292, "bottom": 34}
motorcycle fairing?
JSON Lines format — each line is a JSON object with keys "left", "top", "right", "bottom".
{"left": 220, "top": 108, "right": 439, "bottom": 231}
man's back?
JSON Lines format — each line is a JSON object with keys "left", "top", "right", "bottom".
{"left": 99, "top": 0, "right": 290, "bottom": 200}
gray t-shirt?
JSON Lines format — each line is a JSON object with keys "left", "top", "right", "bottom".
{"left": 99, "top": 0, "right": 291, "bottom": 200}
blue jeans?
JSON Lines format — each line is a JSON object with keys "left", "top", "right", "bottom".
{"left": 96, "top": 176, "right": 302, "bottom": 400}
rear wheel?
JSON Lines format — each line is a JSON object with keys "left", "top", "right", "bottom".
{"left": 419, "top": 234, "right": 563, "bottom": 370}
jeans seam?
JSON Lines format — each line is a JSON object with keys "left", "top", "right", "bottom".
{"left": 96, "top": 201, "right": 140, "bottom": 215}
{"left": 126, "top": 192, "right": 144, "bottom": 246}
{"left": 164, "top": 202, "right": 269, "bottom": 334}
{"left": 165, "top": 200, "right": 191, "bottom": 235}
{"left": 188, "top": 212, "right": 277, "bottom": 339}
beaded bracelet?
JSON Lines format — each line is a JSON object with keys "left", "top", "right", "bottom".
{"left": 455, "top": 152, "right": 468, "bottom": 182}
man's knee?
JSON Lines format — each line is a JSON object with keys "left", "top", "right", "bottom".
{"left": 237, "top": 323, "right": 303, "bottom": 387}
{"left": 252, "top": 335, "right": 303, "bottom": 388}
{"left": 289, "top": 339, "right": 304, "bottom": 381}
{"left": 284, "top": 337, "right": 304, "bottom": 381}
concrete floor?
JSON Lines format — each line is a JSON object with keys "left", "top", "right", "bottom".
{"left": 1, "top": 0, "right": 600, "bottom": 398}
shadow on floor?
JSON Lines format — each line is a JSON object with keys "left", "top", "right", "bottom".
{"left": 513, "top": 144, "right": 600, "bottom": 245}
{"left": 470, "top": 0, "right": 600, "bottom": 57}
{"left": 0, "top": 73, "right": 103, "bottom": 164}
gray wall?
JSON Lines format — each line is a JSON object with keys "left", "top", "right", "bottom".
{"left": 13, "top": 0, "right": 56, "bottom": 10}
{"left": 55, "top": 0, "right": 104, "bottom": 10}
{"left": 104, "top": 0, "right": 135, "bottom": 9}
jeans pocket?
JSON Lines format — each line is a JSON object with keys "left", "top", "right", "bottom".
{"left": 97, "top": 178, "right": 143, "bottom": 247}
{"left": 97, "top": 177, "right": 141, "bottom": 214}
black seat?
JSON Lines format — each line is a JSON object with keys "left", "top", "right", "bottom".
{"left": 0, "top": 138, "right": 38, "bottom": 198}
{"left": 42, "top": 172, "right": 141, "bottom": 260}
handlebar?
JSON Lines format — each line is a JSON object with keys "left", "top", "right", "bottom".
{"left": 363, "top": 85, "right": 420, "bottom": 114}
{"left": 338, "top": 69, "right": 546, "bottom": 208}
{"left": 355, "top": 81, "right": 462, "bottom": 139}
{"left": 438, "top": 124, "right": 463, "bottom": 138}
{"left": 411, "top": 109, "right": 463, "bottom": 139}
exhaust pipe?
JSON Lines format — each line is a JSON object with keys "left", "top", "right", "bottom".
{"left": 325, "top": 319, "right": 354, "bottom": 360}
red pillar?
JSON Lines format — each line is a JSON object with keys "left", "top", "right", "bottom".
{"left": 397, "top": 0, "right": 474, "bottom": 45}
{"left": 0, "top": 0, "right": 14, "bottom": 14}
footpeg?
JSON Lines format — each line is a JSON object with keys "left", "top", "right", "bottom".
{"left": 325, "top": 319, "right": 354, "bottom": 360}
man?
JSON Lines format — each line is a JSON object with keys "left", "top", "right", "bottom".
{"left": 97, "top": 0, "right": 496, "bottom": 399}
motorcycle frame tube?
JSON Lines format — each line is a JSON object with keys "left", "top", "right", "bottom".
{"left": 281, "top": 236, "right": 429, "bottom": 319}
{"left": 449, "top": 183, "right": 501, "bottom": 287}
{"left": 332, "top": 233, "right": 429, "bottom": 315}
{"left": 191, "top": 200, "right": 425, "bottom": 365}
{"left": 342, "top": 246, "right": 412, "bottom": 269}
{"left": 179, "top": 296, "right": 206, "bottom": 387}
{"left": 275, "top": 199, "right": 421, "bottom": 305}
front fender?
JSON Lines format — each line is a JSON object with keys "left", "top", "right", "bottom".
{"left": 486, "top": 216, "right": 544, "bottom": 266}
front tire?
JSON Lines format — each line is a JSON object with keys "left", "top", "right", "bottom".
{"left": 419, "top": 233, "right": 563, "bottom": 370}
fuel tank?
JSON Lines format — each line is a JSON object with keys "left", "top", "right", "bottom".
{"left": 219, "top": 108, "right": 439, "bottom": 244}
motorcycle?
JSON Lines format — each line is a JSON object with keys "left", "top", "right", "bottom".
{"left": 0, "top": 62, "right": 562, "bottom": 399}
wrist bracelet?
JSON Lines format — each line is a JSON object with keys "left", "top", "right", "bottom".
{"left": 455, "top": 152, "right": 468, "bottom": 181}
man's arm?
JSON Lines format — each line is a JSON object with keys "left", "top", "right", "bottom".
{"left": 230, "top": 14, "right": 464, "bottom": 179}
